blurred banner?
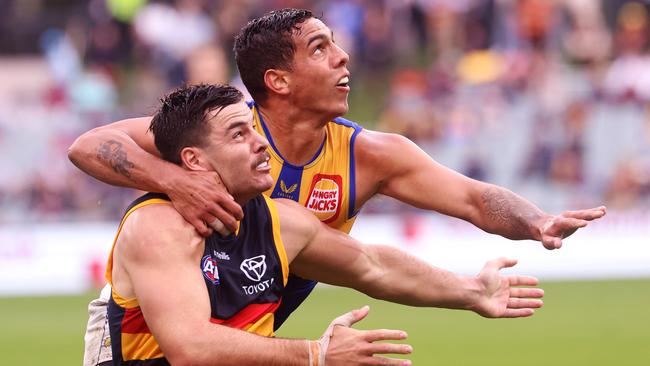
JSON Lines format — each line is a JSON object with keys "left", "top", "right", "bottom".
{"left": 0, "top": 211, "right": 648, "bottom": 296}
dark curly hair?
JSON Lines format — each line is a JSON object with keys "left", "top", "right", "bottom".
{"left": 149, "top": 84, "right": 243, "bottom": 165}
{"left": 233, "top": 8, "right": 315, "bottom": 103}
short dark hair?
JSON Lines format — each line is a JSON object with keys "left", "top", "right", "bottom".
{"left": 233, "top": 8, "right": 315, "bottom": 103}
{"left": 149, "top": 84, "right": 243, "bottom": 165}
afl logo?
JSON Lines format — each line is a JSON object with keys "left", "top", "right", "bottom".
{"left": 201, "top": 255, "right": 220, "bottom": 285}
{"left": 306, "top": 174, "right": 342, "bottom": 223}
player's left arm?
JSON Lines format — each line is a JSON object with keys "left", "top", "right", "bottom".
{"left": 354, "top": 130, "right": 606, "bottom": 249}
{"left": 276, "top": 199, "right": 542, "bottom": 318}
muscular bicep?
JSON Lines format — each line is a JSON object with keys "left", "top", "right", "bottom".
{"left": 275, "top": 199, "right": 378, "bottom": 289}
{"left": 356, "top": 130, "right": 487, "bottom": 221}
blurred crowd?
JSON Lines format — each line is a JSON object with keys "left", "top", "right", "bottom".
{"left": 1, "top": 0, "right": 650, "bottom": 223}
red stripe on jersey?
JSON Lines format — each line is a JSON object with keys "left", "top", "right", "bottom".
{"left": 121, "top": 307, "right": 152, "bottom": 334}
{"left": 210, "top": 301, "right": 281, "bottom": 329}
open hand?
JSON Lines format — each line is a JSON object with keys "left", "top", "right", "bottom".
{"left": 472, "top": 258, "right": 544, "bottom": 318}
{"left": 320, "top": 306, "right": 412, "bottom": 366}
{"left": 540, "top": 206, "right": 606, "bottom": 249}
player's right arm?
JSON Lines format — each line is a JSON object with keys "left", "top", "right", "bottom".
{"left": 67, "top": 117, "right": 242, "bottom": 235}
{"left": 116, "top": 204, "right": 411, "bottom": 366}
{"left": 277, "top": 199, "right": 543, "bottom": 318}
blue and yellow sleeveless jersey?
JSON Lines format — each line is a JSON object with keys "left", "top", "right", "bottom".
{"left": 105, "top": 193, "right": 288, "bottom": 365}
{"left": 249, "top": 102, "right": 364, "bottom": 330}
{"left": 251, "top": 103, "right": 363, "bottom": 234}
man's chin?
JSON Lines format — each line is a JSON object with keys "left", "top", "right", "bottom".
{"left": 258, "top": 178, "right": 274, "bottom": 193}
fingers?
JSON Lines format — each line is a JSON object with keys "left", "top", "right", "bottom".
{"left": 557, "top": 217, "right": 589, "bottom": 229}
{"left": 507, "top": 297, "right": 543, "bottom": 309}
{"left": 542, "top": 236, "right": 562, "bottom": 250}
{"left": 216, "top": 194, "right": 244, "bottom": 221}
{"left": 365, "top": 340, "right": 413, "bottom": 355}
{"left": 363, "top": 329, "right": 409, "bottom": 342}
{"left": 561, "top": 206, "right": 606, "bottom": 221}
{"left": 331, "top": 305, "right": 370, "bottom": 327}
{"left": 508, "top": 275, "right": 539, "bottom": 287}
{"left": 368, "top": 356, "right": 412, "bottom": 366}
{"left": 207, "top": 217, "right": 230, "bottom": 236}
{"left": 192, "top": 219, "right": 213, "bottom": 237}
{"left": 510, "top": 287, "right": 544, "bottom": 298}
{"left": 202, "top": 204, "right": 240, "bottom": 233}
{"left": 501, "top": 308, "right": 535, "bottom": 318}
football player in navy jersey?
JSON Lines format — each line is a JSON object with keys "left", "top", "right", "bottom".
{"left": 104, "top": 83, "right": 544, "bottom": 366}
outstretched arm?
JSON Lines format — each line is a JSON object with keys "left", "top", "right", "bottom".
{"left": 355, "top": 130, "right": 606, "bottom": 249}
{"left": 277, "top": 199, "right": 543, "bottom": 318}
{"left": 67, "top": 117, "right": 242, "bottom": 235}
{"left": 116, "top": 204, "right": 411, "bottom": 366}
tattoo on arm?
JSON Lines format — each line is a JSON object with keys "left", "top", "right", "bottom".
{"left": 97, "top": 140, "right": 135, "bottom": 178}
{"left": 480, "top": 187, "right": 541, "bottom": 239}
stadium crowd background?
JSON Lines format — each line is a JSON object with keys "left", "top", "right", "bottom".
{"left": 1, "top": 0, "right": 650, "bottom": 224}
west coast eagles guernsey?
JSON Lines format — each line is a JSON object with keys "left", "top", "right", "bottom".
{"left": 251, "top": 102, "right": 362, "bottom": 234}
{"left": 250, "top": 102, "right": 363, "bottom": 329}
{"left": 106, "top": 193, "right": 288, "bottom": 365}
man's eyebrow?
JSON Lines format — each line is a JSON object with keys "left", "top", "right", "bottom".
{"left": 225, "top": 120, "right": 249, "bottom": 131}
{"left": 306, "top": 31, "right": 333, "bottom": 47}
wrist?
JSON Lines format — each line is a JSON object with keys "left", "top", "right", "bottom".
{"left": 532, "top": 214, "right": 554, "bottom": 242}
{"left": 462, "top": 276, "right": 485, "bottom": 313}
{"left": 307, "top": 340, "right": 321, "bottom": 366}
{"left": 156, "top": 162, "right": 185, "bottom": 194}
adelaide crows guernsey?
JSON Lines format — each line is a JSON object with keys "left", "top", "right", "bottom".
{"left": 106, "top": 193, "right": 288, "bottom": 365}
{"left": 251, "top": 103, "right": 363, "bottom": 234}
{"left": 250, "top": 102, "right": 363, "bottom": 330}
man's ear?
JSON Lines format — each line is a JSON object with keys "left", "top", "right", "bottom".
{"left": 180, "top": 147, "right": 208, "bottom": 171}
{"left": 264, "top": 69, "right": 290, "bottom": 96}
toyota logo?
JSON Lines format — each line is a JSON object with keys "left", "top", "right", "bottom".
{"left": 240, "top": 255, "right": 267, "bottom": 282}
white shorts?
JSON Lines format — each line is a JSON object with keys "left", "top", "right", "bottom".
{"left": 83, "top": 284, "right": 113, "bottom": 366}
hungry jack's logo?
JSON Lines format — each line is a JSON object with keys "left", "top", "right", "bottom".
{"left": 306, "top": 174, "right": 342, "bottom": 223}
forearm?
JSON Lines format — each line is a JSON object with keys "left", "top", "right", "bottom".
{"left": 68, "top": 128, "right": 178, "bottom": 192}
{"left": 471, "top": 185, "right": 550, "bottom": 241}
{"left": 173, "top": 323, "right": 310, "bottom": 366}
{"left": 358, "top": 245, "right": 481, "bottom": 310}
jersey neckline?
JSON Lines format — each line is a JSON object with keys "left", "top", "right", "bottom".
{"left": 253, "top": 103, "right": 327, "bottom": 170}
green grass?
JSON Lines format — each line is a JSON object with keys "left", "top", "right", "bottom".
{"left": 1, "top": 279, "right": 648, "bottom": 365}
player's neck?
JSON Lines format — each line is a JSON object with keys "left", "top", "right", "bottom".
{"left": 257, "top": 102, "right": 328, "bottom": 166}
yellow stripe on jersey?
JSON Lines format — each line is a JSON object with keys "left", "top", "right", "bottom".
{"left": 242, "top": 312, "right": 276, "bottom": 336}
{"left": 105, "top": 198, "right": 172, "bottom": 287}
{"left": 263, "top": 195, "right": 289, "bottom": 286}
{"left": 121, "top": 332, "right": 164, "bottom": 361}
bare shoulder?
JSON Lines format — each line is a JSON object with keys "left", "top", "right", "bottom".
{"left": 119, "top": 202, "right": 202, "bottom": 261}
{"left": 354, "top": 129, "right": 422, "bottom": 191}
{"left": 355, "top": 129, "right": 411, "bottom": 160}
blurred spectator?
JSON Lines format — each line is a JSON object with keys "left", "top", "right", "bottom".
{"left": 1, "top": 0, "right": 650, "bottom": 222}
{"left": 602, "top": 1, "right": 650, "bottom": 102}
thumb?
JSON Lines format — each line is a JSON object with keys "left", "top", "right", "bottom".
{"left": 485, "top": 257, "right": 517, "bottom": 271}
{"left": 330, "top": 305, "right": 370, "bottom": 328}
